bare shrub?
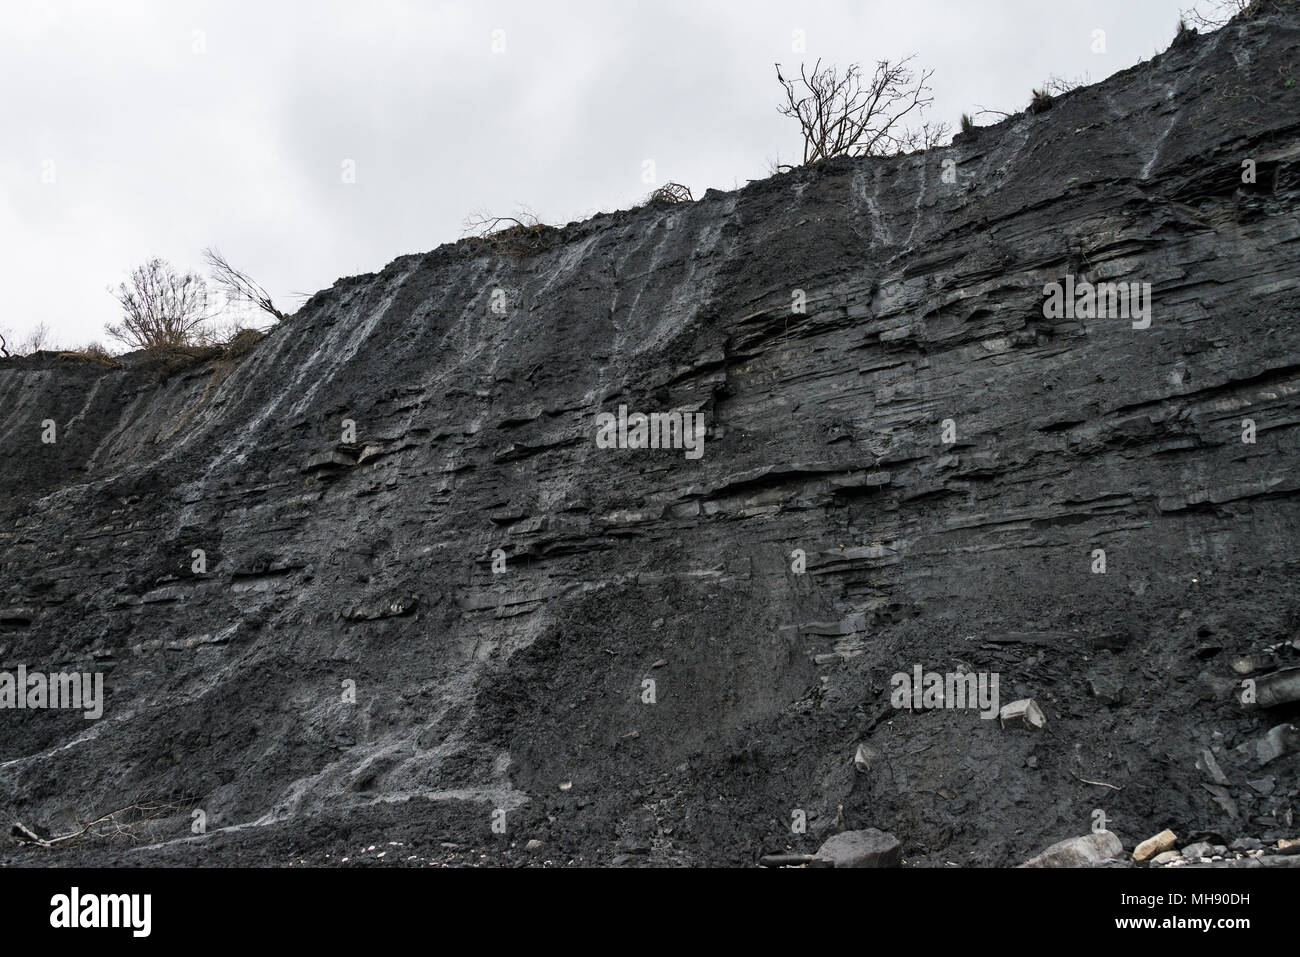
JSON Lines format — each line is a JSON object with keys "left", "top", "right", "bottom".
{"left": 0, "top": 322, "right": 55, "bottom": 357}
{"left": 967, "top": 73, "right": 1087, "bottom": 127}
{"left": 462, "top": 207, "right": 557, "bottom": 255}
{"left": 106, "top": 258, "right": 212, "bottom": 350}
{"left": 21, "top": 322, "right": 53, "bottom": 354}
{"left": 911, "top": 121, "right": 951, "bottom": 150}
{"left": 774, "top": 56, "right": 948, "bottom": 165}
{"left": 643, "top": 182, "right": 693, "bottom": 205}
{"left": 463, "top": 206, "right": 544, "bottom": 237}
{"left": 1040, "top": 74, "right": 1088, "bottom": 95}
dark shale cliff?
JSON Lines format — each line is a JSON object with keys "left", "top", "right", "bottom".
{"left": 2, "top": 11, "right": 1300, "bottom": 867}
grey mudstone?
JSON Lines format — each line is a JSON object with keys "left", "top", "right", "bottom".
{"left": 1021, "top": 831, "right": 1124, "bottom": 867}
{"left": 813, "top": 829, "right": 902, "bottom": 868}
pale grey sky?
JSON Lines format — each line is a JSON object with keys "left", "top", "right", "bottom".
{"left": 2, "top": 0, "right": 1195, "bottom": 348}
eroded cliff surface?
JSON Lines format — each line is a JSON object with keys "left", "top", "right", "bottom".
{"left": 2, "top": 11, "right": 1299, "bottom": 866}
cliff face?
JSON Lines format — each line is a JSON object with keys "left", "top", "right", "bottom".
{"left": 2, "top": 11, "right": 1299, "bottom": 866}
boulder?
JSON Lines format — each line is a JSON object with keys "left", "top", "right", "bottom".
{"left": 813, "top": 829, "right": 902, "bottom": 868}
{"left": 1021, "top": 831, "right": 1124, "bottom": 867}
{"left": 1133, "top": 829, "right": 1178, "bottom": 861}
{"left": 1256, "top": 668, "right": 1300, "bottom": 708}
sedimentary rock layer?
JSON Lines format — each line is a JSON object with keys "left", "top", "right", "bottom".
{"left": 1, "top": 10, "right": 1298, "bottom": 866}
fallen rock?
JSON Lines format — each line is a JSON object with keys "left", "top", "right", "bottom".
{"left": 813, "top": 829, "right": 902, "bottom": 868}
{"left": 1201, "top": 783, "right": 1238, "bottom": 819}
{"left": 853, "top": 744, "right": 881, "bottom": 773}
{"left": 1134, "top": 829, "right": 1178, "bottom": 861}
{"left": 1088, "top": 674, "right": 1124, "bottom": 705}
{"left": 1021, "top": 831, "right": 1124, "bottom": 867}
{"left": 1231, "top": 654, "right": 1277, "bottom": 675}
{"left": 999, "top": 698, "right": 1046, "bottom": 730}
{"left": 1256, "top": 668, "right": 1300, "bottom": 708}
{"left": 1153, "top": 850, "right": 1182, "bottom": 865}
{"left": 525, "top": 839, "right": 543, "bottom": 851}
{"left": 1181, "top": 841, "right": 1214, "bottom": 859}
{"left": 1247, "top": 776, "right": 1275, "bottom": 795}
{"left": 1196, "top": 748, "right": 1230, "bottom": 785}
{"left": 1255, "top": 723, "right": 1300, "bottom": 766}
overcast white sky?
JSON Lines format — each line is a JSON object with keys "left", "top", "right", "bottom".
{"left": 2, "top": 0, "right": 1195, "bottom": 348}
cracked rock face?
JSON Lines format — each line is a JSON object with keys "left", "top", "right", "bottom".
{"left": 1, "top": 11, "right": 1299, "bottom": 866}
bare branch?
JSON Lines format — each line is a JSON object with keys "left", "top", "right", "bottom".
{"left": 1, "top": 322, "right": 55, "bottom": 356}
{"left": 462, "top": 206, "right": 542, "bottom": 238}
{"left": 13, "top": 799, "right": 187, "bottom": 848}
{"left": 203, "top": 247, "right": 286, "bottom": 322}
{"left": 1040, "top": 73, "right": 1089, "bottom": 96}
{"left": 1182, "top": 0, "right": 1251, "bottom": 28}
